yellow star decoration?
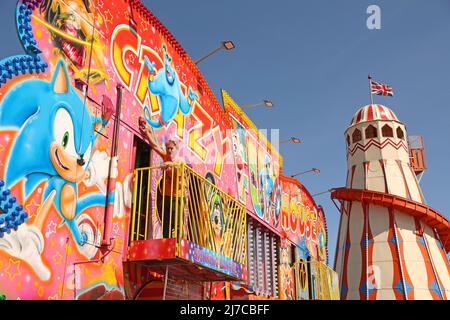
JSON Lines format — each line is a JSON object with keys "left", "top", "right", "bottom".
{"left": 114, "top": 237, "right": 124, "bottom": 251}
{"left": 104, "top": 9, "right": 114, "bottom": 24}
{"left": 85, "top": 261, "right": 117, "bottom": 288}
{"left": 5, "top": 258, "right": 21, "bottom": 281}
{"left": 48, "top": 294, "right": 58, "bottom": 300}
{"left": 25, "top": 198, "right": 41, "bottom": 220}
{"left": 53, "top": 252, "right": 63, "bottom": 265}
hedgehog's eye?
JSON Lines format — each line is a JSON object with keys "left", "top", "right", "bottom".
{"left": 62, "top": 132, "right": 69, "bottom": 149}
{"left": 54, "top": 108, "right": 77, "bottom": 158}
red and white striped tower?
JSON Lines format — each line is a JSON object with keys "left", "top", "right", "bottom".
{"left": 331, "top": 104, "right": 450, "bottom": 300}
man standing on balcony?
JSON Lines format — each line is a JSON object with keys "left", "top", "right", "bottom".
{"left": 138, "top": 116, "right": 184, "bottom": 238}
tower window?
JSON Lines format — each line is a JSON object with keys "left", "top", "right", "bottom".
{"left": 346, "top": 135, "right": 350, "bottom": 146}
{"left": 352, "top": 129, "right": 362, "bottom": 143}
{"left": 365, "top": 125, "right": 377, "bottom": 139}
{"left": 382, "top": 124, "right": 393, "bottom": 137}
{"left": 397, "top": 127, "right": 405, "bottom": 140}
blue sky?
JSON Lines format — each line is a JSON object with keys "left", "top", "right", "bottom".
{"left": 1, "top": 1, "right": 449, "bottom": 266}
{"left": 141, "top": 0, "right": 450, "bottom": 265}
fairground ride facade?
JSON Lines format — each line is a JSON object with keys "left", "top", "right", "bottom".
{"left": 0, "top": 0, "right": 338, "bottom": 300}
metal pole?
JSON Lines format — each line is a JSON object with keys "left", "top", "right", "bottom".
{"left": 332, "top": 200, "right": 343, "bottom": 272}
{"left": 195, "top": 46, "right": 223, "bottom": 65}
{"left": 312, "top": 190, "right": 330, "bottom": 198}
{"left": 102, "top": 84, "right": 124, "bottom": 244}
{"left": 163, "top": 266, "right": 169, "bottom": 300}
{"left": 241, "top": 102, "right": 264, "bottom": 109}
{"left": 291, "top": 170, "right": 311, "bottom": 178}
{"left": 368, "top": 75, "right": 374, "bottom": 105}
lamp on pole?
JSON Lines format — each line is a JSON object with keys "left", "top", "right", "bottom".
{"left": 195, "top": 41, "right": 235, "bottom": 65}
{"left": 280, "top": 137, "right": 301, "bottom": 144}
{"left": 290, "top": 168, "right": 320, "bottom": 178}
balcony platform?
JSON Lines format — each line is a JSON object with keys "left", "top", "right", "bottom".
{"left": 127, "top": 238, "right": 247, "bottom": 282}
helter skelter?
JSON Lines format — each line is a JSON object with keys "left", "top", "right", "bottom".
{"left": 331, "top": 102, "right": 450, "bottom": 300}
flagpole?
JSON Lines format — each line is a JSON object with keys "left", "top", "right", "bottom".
{"left": 368, "top": 74, "right": 374, "bottom": 105}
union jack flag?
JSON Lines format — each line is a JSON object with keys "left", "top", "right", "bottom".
{"left": 369, "top": 75, "right": 394, "bottom": 97}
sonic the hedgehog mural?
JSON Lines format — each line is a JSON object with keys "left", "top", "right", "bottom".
{"left": 0, "top": 60, "right": 112, "bottom": 280}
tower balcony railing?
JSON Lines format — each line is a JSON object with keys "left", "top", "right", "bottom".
{"left": 408, "top": 135, "right": 427, "bottom": 176}
{"left": 128, "top": 163, "right": 247, "bottom": 281}
{"left": 293, "top": 260, "right": 340, "bottom": 300}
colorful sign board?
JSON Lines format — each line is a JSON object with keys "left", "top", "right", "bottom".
{"left": 0, "top": 0, "right": 245, "bottom": 299}
{"left": 0, "top": 0, "right": 330, "bottom": 299}
{"left": 224, "top": 91, "right": 327, "bottom": 262}
{"left": 223, "top": 90, "right": 283, "bottom": 228}
{"left": 280, "top": 176, "right": 328, "bottom": 262}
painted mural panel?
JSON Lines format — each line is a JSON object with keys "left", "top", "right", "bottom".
{"left": 223, "top": 90, "right": 282, "bottom": 230}
{"left": 0, "top": 0, "right": 239, "bottom": 299}
{"left": 0, "top": 0, "right": 133, "bottom": 300}
{"left": 280, "top": 176, "right": 327, "bottom": 263}
{"left": 0, "top": 0, "right": 331, "bottom": 300}
{"left": 279, "top": 239, "right": 295, "bottom": 300}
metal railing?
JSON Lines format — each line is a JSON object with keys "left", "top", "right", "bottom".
{"left": 293, "top": 260, "right": 340, "bottom": 300}
{"left": 130, "top": 163, "right": 247, "bottom": 265}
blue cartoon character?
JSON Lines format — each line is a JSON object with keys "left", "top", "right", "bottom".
{"left": 143, "top": 44, "right": 198, "bottom": 128}
{"left": 258, "top": 154, "right": 282, "bottom": 225}
{"left": 259, "top": 154, "right": 274, "bottom": 218}
{"left": 0, "top": 60, "right": 112, "bottom": 249}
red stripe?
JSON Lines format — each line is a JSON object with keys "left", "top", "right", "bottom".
{"left": 432, "top": 229, "right": 450, "bottom": 298}
{"left": 378, "top": 105, "right": 388, "bottom": 120}
{"left": 396, "top": 160, "right": 412, "bottom": 200}
{"left": 363, "top": 162, "right": 369, "bottom": 190}
{"left": 355, "top": 109, "right": 363, "bottom": 124}
{"left": 395, "top": 219, "right": 415, "bottom": 300}
{"left": 341, "top": 202, "right": 353, "bottom": 300}
{"left": 389, "top": 109, "right": 397, "bottom": 120}
{"left": 379, "top": 160, "right": 389, "bottom": 194}
{"left": 367, "top": 105, "right": 374, "bottom": 121}
{"left": 388, "top": 208, "right": 405, "bottom": 300}
{"left": 366, "top": 205, "right": 376, "bottom": 300}
{"left": 359, "top": 203, "right": 368, "bottom": 300}
{"left": 350, "top": 165, "right": 356, "bottom": 189}
{"left": 414, "top": 219, "right": 442, "bottom": 300}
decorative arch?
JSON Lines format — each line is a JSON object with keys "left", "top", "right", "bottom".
{"left": 365, "top": 125, "right": 377, "bottom": 139}
{"left": 397, "top": 127, "right": 405, "bottom": 140}
{"left": 382, "top": 124, "right": 393, "bottom": 138}
{"left": 352, "top": 128, "right": 362, "bottom": 143}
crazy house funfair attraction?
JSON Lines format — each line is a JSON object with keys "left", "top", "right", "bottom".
{"left": 0, "top": 0, "right": 336, "bottom": 300}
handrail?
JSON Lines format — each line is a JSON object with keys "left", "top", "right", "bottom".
{"left": 130, "top": 163, "right": 247, "bottom": 265}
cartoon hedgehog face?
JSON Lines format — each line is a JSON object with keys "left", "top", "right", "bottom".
{"left": 0, "top": 60, "right": 94, "bottom": 196}
{"left": 0, "top": 59, "right": 109, "bottom": 248}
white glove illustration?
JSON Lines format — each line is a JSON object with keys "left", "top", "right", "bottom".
{"left": 84, "top": 151, "right": 118, "bottom": 194}
{"left": 0, "top": 224, "right": 50, "bottom": 281}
